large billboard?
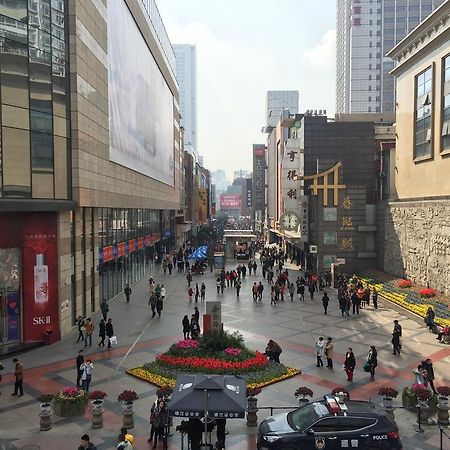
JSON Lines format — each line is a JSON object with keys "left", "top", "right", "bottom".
{"left": 107, "top": 0, "right": 174, "bottom": 185}
{"left": 220, "top": 194, "right": 240, "bottom": 208}
{"left": 252, "top": 144, "right": 265, "bottom": 211}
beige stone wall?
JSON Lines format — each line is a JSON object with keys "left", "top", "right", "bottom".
{"left": 68, "top": 0, "right": 180, "bottom": 211}
{"left": 394, "top": 31, "right": 450, "bottom": 199}
{"left": 384, "top": 200, "right": 450, "bottom": 295}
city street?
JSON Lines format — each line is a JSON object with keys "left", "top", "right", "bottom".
{"left": 0, "top": 261, "right": 449, "bottom": 449}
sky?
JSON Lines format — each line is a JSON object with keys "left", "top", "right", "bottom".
{"left": 157, "top": 0, "right": 336, "bottom": 181}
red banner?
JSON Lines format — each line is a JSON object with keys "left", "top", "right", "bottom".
{"left": 117, "top": 242, "right": 126, "bottom": 257}
{"left": 220, "top": 194, "right": 240, "bottom": 208}
{"left": 128, "top": 239, "right": 136, "bottom": 253}
{"left": 138, "top": 237, "right": 145, "bottom": 249}
{"left": 22, "top": 213, "right": 60, "bottom": 343}
{"left": 103, "top": 246, "right": 114, "bottom": 262}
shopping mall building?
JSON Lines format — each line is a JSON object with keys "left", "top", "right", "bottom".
{"left": 0, "top": 0, "right": 181, "bottom": 350}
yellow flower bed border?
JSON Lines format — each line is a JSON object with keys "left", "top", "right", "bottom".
{"left": 126, "top": 366, "right": 301, "bottom": 389}
{"left": 360, "top": 278, "right": 450, "bottom": 327}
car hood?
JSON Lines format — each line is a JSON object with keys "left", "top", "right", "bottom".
{"left": 260, "top": 412, "right": 293, "bottom": 435}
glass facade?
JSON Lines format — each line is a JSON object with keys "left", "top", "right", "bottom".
{"left": 415, "top": 67, "right": 433, "bottom": 159}
{"left": 98, "top": 208, "right": 175, "bottom": 302}
{"left": 0, "top": 0, "right": 69, "bottom": 199}
{"left": 443, "top": 55, "right": 450, "bottom": 152}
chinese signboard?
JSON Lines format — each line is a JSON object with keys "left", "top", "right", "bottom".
{"left": 220, "top": 194, "right": 240, "bottom": 208}
{"left": 246, "top": 178, "right": 252, "bottom": 208}
{"left": 252, "top": 144, "right": 265, "bottom": 211}
{"left": 198, "top": 188, "right": 208, "bottom": 224}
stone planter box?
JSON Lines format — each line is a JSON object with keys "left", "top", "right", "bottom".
{"left": 53, "top": 399, "right": 88, "bottom": 417}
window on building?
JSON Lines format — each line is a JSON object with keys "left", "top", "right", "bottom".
{"left": 354, "top": 6, "right": 361, "bottom": 14}
{"left": 442, "top": 55, "right": 450, "bottom": 152}
{"left": 353, "top": 18, "right": 361, "bottom": 26}
{"left": 415, "top": 66, "right": 433, "bottom": 159}
{"left": 323, "top": 231, "right": 337, "bottom": 245}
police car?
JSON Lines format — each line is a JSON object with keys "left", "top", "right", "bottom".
{"left": 257, "top": 395, "right": 402, "bottom": 450}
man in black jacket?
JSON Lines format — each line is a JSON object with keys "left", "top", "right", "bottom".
{"left": 76, "top": 350, "right": 84, "bottom": 388}
{"left": 106, "top": 318, "right": 114, "bottom": 349}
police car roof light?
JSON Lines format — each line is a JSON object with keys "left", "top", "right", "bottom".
{"left": 324, "top": 395, "right": 341, "bottom": 414}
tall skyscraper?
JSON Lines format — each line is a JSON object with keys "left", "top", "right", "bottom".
{"left": 336, "top": 0, "right": 444, "bottom": 113}
{"left": 266, "top": 91, "right": 299, "bottom": 127}
{"left": 174, "top": 44, "right": 198, "bottom": 157}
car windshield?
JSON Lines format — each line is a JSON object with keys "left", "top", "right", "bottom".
{"left": 288, "top": 403, "right": 322, "bottom": 431}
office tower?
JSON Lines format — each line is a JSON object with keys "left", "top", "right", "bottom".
{"left": 174, "top": 44, "right": 198, "bottom": 158}
{"left": 336, "top": 0, "right": 444, "bottom": 113}
{"left": 266, "top": 91, "right": 299, "bottom": 127}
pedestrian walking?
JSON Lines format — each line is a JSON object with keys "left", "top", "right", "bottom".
{"left": 190, "top": 316, "right": 200, "bottom": 339}
{"left": 425, "top": 307, "right": 436, "bottom": 332}
{"left": 152, "top": 400, "right": 169, "bottom": 448}
{"left": 200, "top": 282, "right": 206, "bottom": 301}
{"left": 98, "top": 319, "right": 106, "bottom": 347}
{"left": 186, "top": 271, "right": 192, "bottom": 287}
{"left": 235, "top": 278, "right": 241, "bottom": 297}
{"left": 149, "top": 292, "right": 157, "bottom": 317}
{"left": 182, "top": 315, "right": 190, "bottom": 339}
{"left": 160, "top": 284, "right": 166, "bottom": 301}
{"left": 324, "top": 337, "right": 334, "bottom": 369}
{"left": 11, "top": 358, "right": 23, "bottom": 397}
{"left": 216, "top": 277, "right": 221, "bottom": 294}
{"left": 188, "top": 287, "right": 194, "bottom": 302}
{"left": 194, "top": 306, "right": 200, "bottom": 325}
{"left": 297, "top": 282, "right": 305, "bottom": 301}
{"left": 106, "top": 318, "right": 114, "bottom": 349}
{"left": 392, "top": 320, "right": 402, "bottom": 355}
{"left": 215, "top": 418, "right": 226, "bottom": 449}
{"left": 315, "top": 337, "right": 325, "bottom": 367}
{"left": 195, "top": 283, "right": 200, "bottom": 303}
{"left": 372, "top": 287, "right": 378, "bottom": 309}
{"left": 367, "top": 345, "right": 377, "bottom": 381}
{"left": 168, "top": 261, "right": 173, "bottom": 275}
{"left": 80, "top": 359, "right": 94, "bottom": 391}
{"left": 124, "top": 284, "right": 132, "bottom": 303}
{"left": 344, "top": 348, "right": 356, "bottom": 382}
{"left": 322, "top": 291, "right": 329, "bottom": 315}
{"left": 252, "top": 261, "right": 257, "bottom": 275}
{"left": 76, "top": 349, "right": 84, "bottom": 387}
{"left": 421, "top": 358, "right": 437, "bottom": 394}
{"left": 308, "top": 281, "right": 315, "bottom": 300}
{"left": 156, "top": 296, "right": 163, "bottom": 317}
{"left": 84, "top": 318, "right": 94, "bottom": 347}
{"left": 76, "top": 315, "right": 85, "bottom": 343}
{"left": 252, "top": 282, "right": 258, "bottom": 302}
{"left": 270, "top": 286, "right": 276, "bottom": 306}
{"left": 162, "top": 259, "right": 168, "bottom": 274}
{"left": 288, "top": 282, "right": 295, "bottom": 301}
{"left": 78, "top": 434, "right": 97, "bottom": 450}
{"left": 257, "top": 282, "right": 264, "bottom": 301}
{"left": 100, "top": 298, "right": 109, "bottom": 321}
{"left": 351, "top": 291, "right": 360, "bottom": 315}
{"left": 265, "top": 340, "right": 282, "bottom": 364}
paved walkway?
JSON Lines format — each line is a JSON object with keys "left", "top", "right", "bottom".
{"left": 0, "top": 261, "right": 449, "bottom": 449}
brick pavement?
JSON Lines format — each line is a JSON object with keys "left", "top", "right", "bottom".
{"left": 0, "top": 261, "right": 449, "bottom": 449}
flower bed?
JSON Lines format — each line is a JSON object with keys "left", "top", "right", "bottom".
{"left": 126, "top": 331, "right": 300, "bottom": 389}
{"left": 53, "top": 387, "right": 88, "bottom": 417}
{"left": 359, "top": 275, "right": 450, "bottom": 327}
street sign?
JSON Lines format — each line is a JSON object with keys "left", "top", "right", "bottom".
{"left": 310, "top": 245, "right": 318, "bottom": 254}
{"left": 336, "top": 258, "right": 346, "bottom": 265}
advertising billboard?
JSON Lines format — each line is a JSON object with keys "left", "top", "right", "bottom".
{"left": 252, "top": 144, "right": 265, "bottom": 211}
{"left": 107, "top": 0, "right": 174, "bottom": 185}
{"left": 220, "top": 194, "right": 240, "bottom": 208}
{"left": 198, "top": 188, "right": 208, "bottom": 224}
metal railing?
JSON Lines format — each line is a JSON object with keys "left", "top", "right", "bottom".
{"left": 440, "top": 426, "right": 450, "bottom": 450}
{"left": 257, "top": 405, "right": 298, "bottom": 416}
{"left": 140, "top": 0, "right": 176, "bottom": 74}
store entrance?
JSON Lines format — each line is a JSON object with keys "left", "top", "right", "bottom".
{"left": 0, "top": 249, "right": 21, "bottom": 345}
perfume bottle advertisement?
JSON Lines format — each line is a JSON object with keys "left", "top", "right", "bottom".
{"left": 22, "top": 213, "right": 60, "bottom": 342}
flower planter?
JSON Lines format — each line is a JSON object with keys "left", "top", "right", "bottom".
{"left": 39, "top": 403, "right": 52, "bottom": 431}
{"left": 40, "top": 403, "right": 52, "bottom": 415}
{"left": 91, "top": 399, "right": 104, "bottom": 429}
{"left": 54, "top": 399, "right": 88, "bottom": 417}
{"left": 437, "top": 404, "right": 450, "bottom": 425}
{"left": 438, "top": 396, "right": 449, "bottom": 408}
{"left": 298, "top": 398, "right": 310, "bottom": 406}
{"left": 383, "top": 397, "right": 394, "bottom": 409}
{"left": 122, "top": 401, "right": 135, "bottom": 429}
{"left": 401, "top": 391, "right": 417, "bottom": 411}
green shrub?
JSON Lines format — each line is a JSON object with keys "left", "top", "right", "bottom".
{"left": 199, "top": 330, "right": 244, "bottom": 352}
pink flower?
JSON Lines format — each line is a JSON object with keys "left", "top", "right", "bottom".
{"left": 176, "top": 339, "right": 200, "bottom": 349}
{"left": 224, "top": 347, "right": 242, "bottom": 356}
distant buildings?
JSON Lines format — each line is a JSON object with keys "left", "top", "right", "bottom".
{"left": 174, "top": 44, "right": 198, "bottom": 158}
{"left": 266, "top": 90, "right": 299, "bottom": 127}
{"left": 336, "top": 0, "right": 445, "bottom": 114}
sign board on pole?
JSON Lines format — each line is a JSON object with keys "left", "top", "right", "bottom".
{"left": 206, "top": 302, "right": 222, "bottom": 332}
{"left": 310, "top": 245, "right": 318, "bottom": 254}
{"left": 336, "top": 258, "right": 346, "bottom": 265}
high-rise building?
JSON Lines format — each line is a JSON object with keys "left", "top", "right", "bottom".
{"left": 266, "top": 91, "right": 299, "bottom": 127}
{"left": 174, "top": 44, "right": 198, "bottom": 158}
{"left": 233, "top": 170, "right": 251, "bottom": 181}
{"left": 336, "top": 0, "right": 444, "bottom": 114}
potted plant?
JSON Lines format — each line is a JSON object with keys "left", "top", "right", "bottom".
{"left": 436, "top": 386, "right": 450, "bottom": 425}
{"left": 294, "top": 387, "right": 314, "bottom": 405}
{"left": 412, "top": 384, "right": 432, "bottom": 406}
{"left": 89, "top": 390, "right": 107, "bottom": 411}
{"left": 436, "top": 386, "right": 450, "bottom": 407}
{"left": 378, "top": 387, "right": 398, "bottom": 409}
{"left": 331, "top": 387, "right": 350, "bottom": 402}
{"left": 246, "top": 387, "right": 262, "bottom": 427}
{"left": 53, "top": 387, "right": 89, "bottom": 417}
{"left": 118, "top": 390, "right": 138, "bottom": 429}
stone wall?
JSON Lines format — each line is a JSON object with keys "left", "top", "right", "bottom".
{"left": 384, "top": 200, "right": 450, "bottom": 295}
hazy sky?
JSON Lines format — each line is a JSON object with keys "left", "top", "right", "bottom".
{"left": 158, "top": 0, "right": 336, "bottom": 181}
